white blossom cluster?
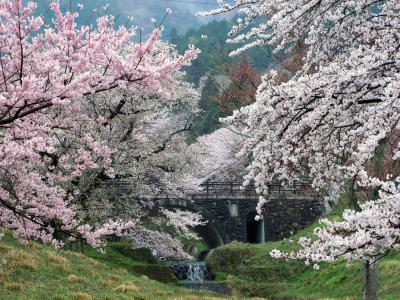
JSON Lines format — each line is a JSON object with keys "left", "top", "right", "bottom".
{"left": 184, "top": 127, "right": 248, "bottom": 187}
{"left": 271, "top": 181, "right": 400, "bottom": 265}
{"left": 128, "top": 226, "right": 193, "bottom": 260}
{"left": 160, "top": 208, "right": 207, "bottom": 240}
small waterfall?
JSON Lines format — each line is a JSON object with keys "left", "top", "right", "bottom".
{"left": 186, "top": 263, "right": 205, "bottom": 282}
{"left": 165, "top": 260, "right": 229, "bottom": 294}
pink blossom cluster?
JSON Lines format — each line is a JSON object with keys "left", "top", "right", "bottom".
{"left": 77, "top": 219, "right": 138, "bottom": 248}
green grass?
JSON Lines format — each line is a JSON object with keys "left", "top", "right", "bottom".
{"left": 0, "top": 229, "right": 239, "bottom": 300}
{"left": 206, "top": 219, "right": 400, "bottom": 300}
{"left": 81, "top": 242, "right": 155, "bottom": 269}
{"left": 3, "top": 220, "right": 400, "bottom": 300}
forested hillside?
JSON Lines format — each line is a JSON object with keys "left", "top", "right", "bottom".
{"left": 168, "top": 20, "right": 274, "bottom": 140}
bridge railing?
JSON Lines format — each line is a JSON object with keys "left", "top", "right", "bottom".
{"left": 198, "top": 181, "right": 314, "bottom": 195}
{"left": 102, "top": 179, "right": 315, "bottom": 197}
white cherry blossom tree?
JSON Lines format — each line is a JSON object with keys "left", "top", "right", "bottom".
{"left": 200, "top": 1, "right": 399, "bottom": 298}
{"left": 187, "top": 127, "right": 247, "bottom": 185}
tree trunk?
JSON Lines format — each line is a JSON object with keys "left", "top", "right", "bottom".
{"left": 362, "top": 260, "right": 379, "bottom": 300}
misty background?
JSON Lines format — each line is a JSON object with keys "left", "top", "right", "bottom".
{"left": 34, "top": 0, "right": 234, "bottom": 37}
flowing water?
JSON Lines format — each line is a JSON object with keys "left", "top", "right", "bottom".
{"left": 186, "top": 263, "right": 205, "bottom": 282}
{"left": 165, "top": 260, "right": 229, "bottom": 294}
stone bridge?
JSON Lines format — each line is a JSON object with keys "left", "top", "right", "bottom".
{"left": 156, "top": 181, "right": 324, "bottom": 249}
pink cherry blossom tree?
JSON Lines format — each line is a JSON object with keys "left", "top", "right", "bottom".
{"left": 200, "top": 1, "right": 399, "bottom": 298}
{"left": 0, "top": 0, "right": 199, "bottom": 249}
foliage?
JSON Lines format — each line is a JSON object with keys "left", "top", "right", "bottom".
{"left": 207, "top": 242, "right": 256, "bottom": 274}
{"left": 213, "top": 56, "right": 261, "bottom": 113}
{"left": 187, "top": 78, "right": 225, "bottom": 142}
{"left": 172, "top": 19, "right": 274, "bottom": 80}
{"left": 110, "top": 244, "right": 158, "bottom": 264}
{"left": 130, "top": 264, "right": 178, "bottom": 284}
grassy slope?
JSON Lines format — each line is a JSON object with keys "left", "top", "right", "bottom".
{"left": 3, "top": 222, "right": 400, "bottom": 300}
{"left": 207, "top": 221, "right": 400, "bottom": 300}
{"left": 0, "top": 230, "right": 237, "bottom": 300}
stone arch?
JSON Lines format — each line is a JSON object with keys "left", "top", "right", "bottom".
{"left": 157, "top": 198, "right": 228, "bottom": 249}
{"left": 244, "top": 210, "right": 266, "bottom": 244}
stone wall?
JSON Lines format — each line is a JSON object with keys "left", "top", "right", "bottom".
{"left": 264, "top": 193, "right": 323, "bottom": 241}
{"left": 108, "top": 179, "right": 324, "bottom": 244}
{"left": 161, "top": 192, "right": 324, "bottom": 243}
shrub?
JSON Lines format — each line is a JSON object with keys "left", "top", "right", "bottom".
{"left": 111, "top": 244, "right": 158, "bottom": 264}
{"left": 206, "top": 242, "right": 256, "bottom": 273}
{"left": 131, "top": 265, "right": 177, "bottom": 283}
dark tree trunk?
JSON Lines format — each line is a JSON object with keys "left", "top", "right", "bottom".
{"left": 362, "top": 260, "right": 379, "bottom": 300}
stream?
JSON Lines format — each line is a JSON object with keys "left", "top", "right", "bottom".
{"left": 165, "top": 260, "right": 229, "bottom": 294}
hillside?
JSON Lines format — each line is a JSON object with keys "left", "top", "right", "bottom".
{"left": 207, "top": 220, "right": 400, "bottom": 300}
{"left": 0, "top": 230, "right": 235, "bottom": 300}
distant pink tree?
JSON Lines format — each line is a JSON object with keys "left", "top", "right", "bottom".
{"left": 0, "top": 0, "right": 198, "bottom": 248}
